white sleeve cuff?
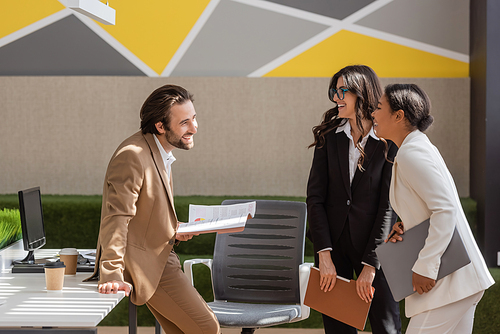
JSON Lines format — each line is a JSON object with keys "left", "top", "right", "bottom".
{"left": 361, "top": 261, "right": 374, "bottom": 268}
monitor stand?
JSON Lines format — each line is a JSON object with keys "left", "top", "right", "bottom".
{"left": 11, "top": 250, "right": 46, "bottom": 273}
{"left": 12, "top": 250, "right": 35, "bottom": 265}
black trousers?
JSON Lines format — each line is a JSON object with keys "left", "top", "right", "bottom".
{"left": 314, "top": 222, "right": 402, "bottom": 334}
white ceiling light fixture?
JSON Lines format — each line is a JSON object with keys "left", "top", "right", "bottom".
{"left": 66, "top": 0, "right": 116, "bottom": 25}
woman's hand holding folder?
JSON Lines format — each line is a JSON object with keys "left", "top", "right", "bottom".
{"left": 356, "top": 265, "right": 376, "bottom": 303}
{"left": 318, "top": 250, "right": 337, "bottom": 292}
{"left": 412, "top": 272, "right": 436, "bottom": 294}
{"left": 385, "top": 221, "right": 405, "bottom": 243}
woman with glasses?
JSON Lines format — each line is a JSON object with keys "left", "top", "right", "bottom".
{"left": 371, "top": 84, "right": 494, "bottom": 334}
{"left": 307, "top": 65, "right": 401, "bottom": 334}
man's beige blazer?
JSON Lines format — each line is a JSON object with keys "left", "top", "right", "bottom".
{"left": 88, "top": 131, "right": 178, "bottom": 305}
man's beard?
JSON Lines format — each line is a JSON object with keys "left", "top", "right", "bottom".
{"left": 165, "top": 130, "right": 194, "bottom": 150}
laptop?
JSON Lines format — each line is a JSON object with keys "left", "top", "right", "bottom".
{"left": 375, "top": 219, "right": 470, "bottom": 302}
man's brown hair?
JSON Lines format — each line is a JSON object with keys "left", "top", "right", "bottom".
{"left": 140, "top": 84, "right": 194, "bottom": 134}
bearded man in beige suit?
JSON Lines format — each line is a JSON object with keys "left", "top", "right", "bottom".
{"left": 87, "top": 84, "right": 220, "bottom": 334}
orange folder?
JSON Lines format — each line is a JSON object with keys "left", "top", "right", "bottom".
{"left": 304, "top": 267, "right": 372, "bottom": 330}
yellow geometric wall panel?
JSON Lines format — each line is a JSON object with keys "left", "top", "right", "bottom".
{"left": 264, "top": 30, "right": 469, "bottom": 78}
{"left": 0, "top": 0, "right": 65, "bottom": 39}
{"left": 96, "top": 0, "right": 211, "bottom": 75}
{"left": 0, "top": 1, "right": 470, "bottom": 78}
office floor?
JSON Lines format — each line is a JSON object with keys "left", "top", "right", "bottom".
{"left": 97, "top": 327, "right": 371, "bottom": 334}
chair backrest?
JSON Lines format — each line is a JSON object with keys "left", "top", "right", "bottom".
{"left": 212, "top": 200, "right": 307, "bottom": 304}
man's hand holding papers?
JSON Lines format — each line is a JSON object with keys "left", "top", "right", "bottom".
{"left": 177, "top": 201, "right": 256, "bottom": 236}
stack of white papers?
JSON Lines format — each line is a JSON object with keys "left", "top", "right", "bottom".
{"left": 79, "top": 250, "right": 96, "bottom": 265}
{"left": 177, "top": 201, "right": 256, "bottom": 235}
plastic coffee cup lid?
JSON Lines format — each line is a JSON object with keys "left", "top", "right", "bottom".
{"left": 60, "top": 248, "right": 79, "bottom": 255}
{"left": 44, "top": 261, "right": 66, "bottom": 268}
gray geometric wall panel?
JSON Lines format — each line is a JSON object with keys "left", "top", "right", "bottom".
{"left": 356, "top": 0, "right": 469, "bottom": 54}
{"left": 0, "top": 15, "right": 145, "bottom": 76}
{"left": 266, "top": 0, "right": 375, "bottom": 20}
{"left": 171, "top": 0, "right": 329, "bottom": 76}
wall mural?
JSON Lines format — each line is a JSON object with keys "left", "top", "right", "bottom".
{"left": 0, "top": 0, "right": 469, "bottom": 77}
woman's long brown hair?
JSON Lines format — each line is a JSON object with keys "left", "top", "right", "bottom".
{"left": 309, "top": 65, "right": 382, "bottom": 171}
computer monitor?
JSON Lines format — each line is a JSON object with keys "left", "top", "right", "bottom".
{"left": 13, "top": 186, "right": 46, "bottom": 265}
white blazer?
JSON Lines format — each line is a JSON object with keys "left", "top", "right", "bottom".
{"left": 389, "top": 130, "right": 494, "bottom": 317}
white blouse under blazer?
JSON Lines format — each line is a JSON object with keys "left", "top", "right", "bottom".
{"left": 389, "top": 130, "right": 494, "bottom": 317}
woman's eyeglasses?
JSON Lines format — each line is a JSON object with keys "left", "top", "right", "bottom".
{"left": 329, "top": 87, "right": 349, "bottom": 102}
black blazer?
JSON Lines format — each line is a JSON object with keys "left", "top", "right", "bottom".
{"left": 306, "top": 129, "right": 398, "bottom": 269}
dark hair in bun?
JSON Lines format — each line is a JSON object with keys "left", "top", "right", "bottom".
{"left": 418, "top": 114, "right": 434, "bottom": 132}
{"left": 384, "top": 84, "right": 433, "bottom": 132}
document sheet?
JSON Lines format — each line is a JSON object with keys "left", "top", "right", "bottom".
{"left": 177, "top": 201, "right": 256, "bottom": 235}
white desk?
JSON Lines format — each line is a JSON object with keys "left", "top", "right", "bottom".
{"left": 0, "top": 242, "right": 124, "bottom": 333}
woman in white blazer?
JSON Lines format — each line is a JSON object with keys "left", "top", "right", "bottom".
{"left": 371, "top": 83, "right": 494, "bottom": 334}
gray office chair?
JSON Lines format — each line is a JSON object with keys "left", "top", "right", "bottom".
{"left": 184, "top": 199, "right": 313, "bottom": 334}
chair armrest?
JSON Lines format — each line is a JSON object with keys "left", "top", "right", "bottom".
{"left": 183, "top": 258, "right": 213, "bottom": 286}
{"left": 295, "top": 262, "right": 314, "bottom": 321}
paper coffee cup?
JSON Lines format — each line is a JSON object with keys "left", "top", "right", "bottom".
{"left": 59, "top": 248, "right": 79, "bottom": 275}
{"left": 44, "top": 261, "right": 66, "bottom": 291}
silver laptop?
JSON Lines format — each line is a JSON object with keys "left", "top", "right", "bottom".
{"left": 375, "top": 219, "right": 470, "bottom": 302}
